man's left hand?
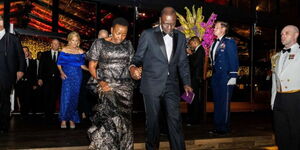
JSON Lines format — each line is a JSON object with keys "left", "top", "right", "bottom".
{"left": 184, "top": 85, "right": 193, "bottom": 94}
{"left": 16, "top": 72, "right": 24, "bottom": 81}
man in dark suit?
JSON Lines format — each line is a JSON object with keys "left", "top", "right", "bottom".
{"left": 130, "top": 7, "right": 193, "bottom": 150}
{"left": 209, "top": 21, "right": 239, "bottom": 135}
{"left": 0, "top": 15, "right": 26, "bottom": 133}
{"left": 16, "top": 46, "right": 39, "bottom": 117}
{"left": 186, "top": 36, "right": 206, "bottom": 125}
{"left": 38, "top": 39, "right": 61, "bottom": 119}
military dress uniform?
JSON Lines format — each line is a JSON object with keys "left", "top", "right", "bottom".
{"left": 271, "top": 43, "right": 300, "bottom": 150}
{"left": 209, "top": 36, "right": 239, "bottom": 133}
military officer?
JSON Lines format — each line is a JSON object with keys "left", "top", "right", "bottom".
{"left": 271, "top": 25, "right": 300, "bottom": 150}
{"left": 209, "top": 21, "right": 239, "bottom": 135}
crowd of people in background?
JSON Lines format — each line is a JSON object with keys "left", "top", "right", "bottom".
{"left": 0, "top": 6, "right": 298, "bottom": 150}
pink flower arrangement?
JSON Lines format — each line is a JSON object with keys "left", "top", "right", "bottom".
{"left": 200, "top": 13, "right": 218, "bottom": 56}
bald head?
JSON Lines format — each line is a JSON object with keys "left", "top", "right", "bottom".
{"left": 161, "top": 7, "right": 176, "bottom": 17}
{"left": 281, "top": 25, "right": 299, "bottom": 48}
{"left": 160, "top": 7, "right": 177, "bottom": 34}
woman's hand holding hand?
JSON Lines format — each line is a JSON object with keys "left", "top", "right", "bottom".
{"left": 99, "top": 81, "right": 112, "bottom": 92}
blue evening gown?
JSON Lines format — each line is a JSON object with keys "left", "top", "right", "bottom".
{"left": 57, "top": 52, "right": 85, "bottom": 123}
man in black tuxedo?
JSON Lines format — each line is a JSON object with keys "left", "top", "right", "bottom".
{"left": 38, "top": 39, "right": 61, "bottom": 119}
{"left": 186, "top": 36, "right": 206, "bottom": 125}
{"left": 0, "top": 15, "right": 26, "bottom": 133}
{"left": 130, "top": 7, "right": 192, "bottom": 150}
{"left": 16, "top": 47, "right": 39, "bottom": 117}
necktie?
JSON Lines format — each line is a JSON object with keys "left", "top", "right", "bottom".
{"left": 282, "top": 48, "right": 291, "bottom": 53}
{"left": 211, "top": 39, "right": 220, "bottom": 63}
{"left": 53, "top": 52, "right": 57, "bottom": 62}
{"left": 162, "top": 31, "right": 174, "bottom": 37}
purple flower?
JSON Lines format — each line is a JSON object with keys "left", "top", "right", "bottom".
{"left": 200, "top": 13, "right": 218, "bottom": 56}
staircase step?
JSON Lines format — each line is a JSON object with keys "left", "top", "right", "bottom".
{"left": 28, "top": 135, "right": 275, "bottom": 150}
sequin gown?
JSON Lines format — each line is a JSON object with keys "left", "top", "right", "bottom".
{"left": 57, "top": 52, "right": 85, "bottom": 123}
{"left": 86, "top": 39, "right": 134, "bottom": 150}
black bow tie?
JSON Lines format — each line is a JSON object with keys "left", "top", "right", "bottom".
{"left": 162, "top": 31, "right": 173, "bottom": 37}
{"left": 282, "top": 48, "right": 291, "bottom": 53}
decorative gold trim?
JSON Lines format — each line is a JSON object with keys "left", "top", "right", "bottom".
{"left": 271, "top": 53, "right": 280, "bottom": 72}
{"left": 277, "top": 89, "right": 300, "bottom": 93}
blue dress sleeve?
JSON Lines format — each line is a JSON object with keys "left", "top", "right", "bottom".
{"left": 57, "top": 52, "right": 68, "bottom": 66}
{"left": 79, "top": 54, "right": 86, "bottom": 66}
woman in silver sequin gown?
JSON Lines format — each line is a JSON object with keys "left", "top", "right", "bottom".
{"left": 86, "top": 18, "right": 134, "bottom": 150}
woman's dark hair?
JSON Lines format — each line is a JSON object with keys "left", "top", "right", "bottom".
{"left": 112, "top": 17, "right": 129, "bottom": 27}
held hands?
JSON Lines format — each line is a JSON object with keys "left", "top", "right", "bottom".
{"left": 184, "top": 85, "right": 193, "bottom": 95}
{"left": 99, "top": 81, "right": 112, "bottom": 92}
{"left": 227, "top": 78, "right": 236, "bottom": 85}
{"left": 130, "top": 66, "right": 142, "bottom": 80}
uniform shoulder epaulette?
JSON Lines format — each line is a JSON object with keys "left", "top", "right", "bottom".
{"left": 271, "top": 53, "right": 280, "bottom": 72}
{"left": 225, "top": 37, "right": 233, "bottom": 40}
{"left": 272, "top": 52, "right": 280, "bottom": 59}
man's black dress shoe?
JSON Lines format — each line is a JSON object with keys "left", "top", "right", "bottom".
{"left": 208, "top": 129, "right": 229, "bottom": 136}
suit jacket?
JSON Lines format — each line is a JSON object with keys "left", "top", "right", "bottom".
{"left": 38, "top": 50, "right": 60, "bottom": 82}
{"left": 20, "top": 58, "right": 38, "bottom": 86}
{"left": 132, "top": 26, "right": 191, "bottom": 96}
{"left": 271, "top": 43, "right": 300, "bottom": 109}
{"left": 210, "top": 37, "right": 239, "bottom": 79}
{"left": 0, "top": 32, "right": 26, "bottom": 87}
{"left": 189, "top": 46, "right": 205, "bottom": 83}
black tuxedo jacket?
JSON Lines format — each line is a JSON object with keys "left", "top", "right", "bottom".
{"left": 21, "top": 59, "right": 38, "bottom": 86}
{"left": 189, "top": 46, "right": 205, "bottom": 82}
{"left": 132, "top": 26, "right": 191, "bottom": 96}
{"left": 38, "top": 50, "right": 60, "bottom": 81}
{"left": 0, "top": 32, "right": 26, "bottom": 87}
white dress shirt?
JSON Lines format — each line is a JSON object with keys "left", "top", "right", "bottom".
{"left": 0, "top": 29, "right": 5, "bottom": 40}
{"left": 26, "top": 58, "right": 29, "bottom": 68}
{"left": 51, "top": 50, "right": 58, "bottom": 61}
{"left": 163, "top": 34, "right": 173, "bottom": 62}
{"left": 194, "top": 45, "right": 201, "bottom": 53}
{"left": 212, "top": 35, "right": 224, "bottom": 61}
{"left": 160, "top": 26, "right": 173, "bottom": 62}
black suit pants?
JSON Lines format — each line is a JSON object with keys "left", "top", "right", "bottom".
{"left": 0, "top": 85, "right": 12, "bottom": 131}
{"left": 143, "top": 81, "right": 185, "bottom": 150}
{"left": 187, "top": 79, "right": 202, "bottom": 124}
{"left": 16, "top": 80, "right": 31, "bottom": 116}
{"left": 273, "top": 92, "right": 300, "bottom": 150}
{"left": 43, "top": 78, "right": 61, "bottom": 117}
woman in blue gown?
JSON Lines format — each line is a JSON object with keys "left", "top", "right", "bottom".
{"left": 57, "top": 31, "right": 88, "bottom": 129}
